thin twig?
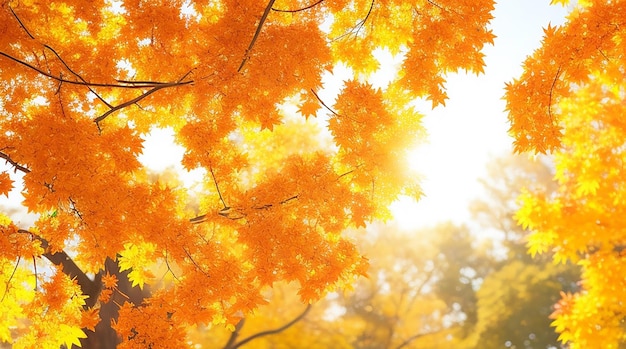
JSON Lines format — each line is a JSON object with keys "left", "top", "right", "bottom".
{"left": 330, "top": 0, "right": 375, "bottom": 41}
{"left": 182, "top": 247, "right": 210, "bottom": 278}
{"left": 9, "top": 6, "right": 34, "bottom": 39}
{"left": 0, "top": 52, "right": 192, "bottom": 89}
{"left": 251, "top": 195, "right": 299, "bottom": 210}
{"left": 32, "top": 255, "right": 38, "bottom": 291}
{"left": 426, "top": 0, "right": 444, "bottom": 11}
{"left": 272, "top": 0, "right": 324, "bottom": 13}
{"left": 548, "top": 65, "right": 562, "bottom": 123}
{"left": 209, "top": 164, "right": 228, "bottom": 209}
{"left": 238, "top": 0, "right": 277, "bottom": 72}
{"left": 280, "top": 195, "right": 298, "bottom": 205}
{"left": 310, "top": 89, "right": 340, "bottom": 117}
{"left": 93, "top": 84, "right": 168, "bottom": 125}
{"left": 337, "top": 164, "right": 364, "bottom": 180}
{"left": 0, "top": 151, "right": 30, "bottom": 173}
{"left": 1, "top": 256, "right": 21, "bottom": 302}
{"left": 355, "top": 0, "right": 375, "bottom": 37}
{"left": 231, "top": 304, "right": 312, "bottom": 348}
{"left": 43, "top": 44, "right": 112, "bottom": 108}
{"left": 163, "top": 247, "right": 180, "bottom": 283}
{"left": 394, "top": 327, "right": 451, "bottom": 349}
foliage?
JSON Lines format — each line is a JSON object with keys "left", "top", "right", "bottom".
{"left": 507, "top": 0, "right": 626, "bottom": 348}
{"left": 188, "top": 224, "right": 480, "bottom": 349}
{"left": 0, "top": 0, "right": 496, "bottom": 347}
{"left": 186, "top": 155, "right": 580, "bottom": 349}
{"left": 457, "top": 154, "right": 579, "bottom": 349}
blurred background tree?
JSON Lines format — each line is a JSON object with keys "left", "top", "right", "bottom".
{"left": 185, "top": 154, "right": 579, "bottom": 349}
{"left": 461, "top": 155, "right": 580, "bottom": 349}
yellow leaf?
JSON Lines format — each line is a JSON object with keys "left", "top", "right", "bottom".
{"left": 58, "top": 323, "right": 87, "bottom": 349}
{"left": 118, "top": 241, "right": 156, "bottom": 289}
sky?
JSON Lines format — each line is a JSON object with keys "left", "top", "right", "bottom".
{"left": 390, "top": 0, "right": 570, "bottom": 230}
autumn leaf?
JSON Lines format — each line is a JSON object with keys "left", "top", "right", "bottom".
{"left": 0, "top": 172, "right": 12, "bottom": 197}
{"left": 102, "top": 272, "right": 118, "bottom": 289}
{"left": 58, "top": 324, "right": 87, "bottom": 349}
{"left": 0, "top": 0, "right": 497, "bottom": 346}
{"left": 118, "top": 241, "right": 157, "bottom": 290}
{"left": 510, "top": 1, "right": 626, "bottom": 347}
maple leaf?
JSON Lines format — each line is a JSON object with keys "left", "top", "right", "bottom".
{"left": 0, "top": 172, "right": 13, "bottom": 197}
{"left": 58, "top": 323, "right": 87, "bottom": 348}
{"left": 101, "top": 272, "right": 118, "bottom": 289}
{"left": 118, "top": 242, "right": 157, "bottom": 290}
{"left": 81, "top": 308, "right": 101, "bottom": 332}
{"left": 0, "top": 0, "right": 499, "bottom": 345}
{"left": 297, "top": 98, "right": 321, "bottom": 119}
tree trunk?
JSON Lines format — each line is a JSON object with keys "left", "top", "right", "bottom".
{"left": 79, "top": 258, "right": 150, "bottom": 349}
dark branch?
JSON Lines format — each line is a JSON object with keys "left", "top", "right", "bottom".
{"left": 209, "top": 164, "right": 228, "bottom": 210}
{"left": 1, "top": 256, "right": 21, "bottom": 302}
{"left": 231, "top": 304, "right": 312, "bottom": 349}
{"left": 43, "top": 44, "right": 113, "bottom": 108}
{"left": 223, "top": 319, "right": 246, "bottom": 349}
{"left": 0, "top": 51, "right": 191, "bottom": 89}
{"left": 17, "top": 229, "right": 102, "bottom": 308}
{"left": 394, "top": 327, "right": 450, "bottom": 349}
{"left": 310, "top": 89, "right": 340, "bottom": 117}
{"left": 92, "top": 69, "right": 194, "bottom": 127}
{"left": 9, "top": 6, "right": 34, "bottom": 39}
{"left": 191, "top": 194, "right": 298, "bottom": 224}
{"left": 271, "top": 0, "right": 324, "bottom": 13}
{"left": 93, "top": 84, "right": 166, "bottom": 125}
{"left": 548, "top": 65, "right": 562, "bottom": 124}
{"left": 0, "top": 151, "right": 31, "bottom": 173}
{"left": 238, "top": 0, "right": 277, "bottom": 72}
{"left": 331, "top": 0, "right": 375, "bottom": 41}
{"left": 189, "top": 214, "right": 208, "bottom": 224}
{"left": 182, "top": 246, "right": 211, "bottom": 278}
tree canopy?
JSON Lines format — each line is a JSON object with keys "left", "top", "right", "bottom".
{"left": 184, "top": 154, "right": 580, "bottom": 349}
{"left": 0, "top": 0, "right": 495, "bottom": 347}
{"left": 1, "top": 0, "right": 624, "bottom": 348}
{"left": 507, "top": 0, "right": 626, "bottom": 348}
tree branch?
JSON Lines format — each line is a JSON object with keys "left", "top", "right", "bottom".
{"left": 93, "top": 84, "right": 166, "bottom": 125}
{"left": 0, "top": 151, "right": 30, "bottom": 173}
{"left": 394, "top": 327, "right": 450, "bottom": 349}
{"left": 271, "top": 0, "right": 324, "bottom": 13}
{"left": 17, "top": 229, "right": 102, "bottom": 308}
{"left": 223, "top": 318, "right": 246, "bottom": 349}
{"left": 1, "top": 256, "right": 21, "bottom": 302}
{"left": 238, "top": 0, "right": 277, "bottom": 72}
{"left": 0, "top": 51, "right": 190, "bottom": 90}
{"left": 229, "top": 304, "right": 312, "bottom": 349}
{"left": 548, "top": 65, "right": 562, "bottom": 124}
{"left": 43, "top": 44, "right": 112, "bottom": 108}
{"left": 310, "top": 89, "right": 340, "bottom": 117}
{"left": 9, "top": 6, "right": 34, "bottom": 39}
{"left": 330, "top": 0, "right": 375, "bottom": 41}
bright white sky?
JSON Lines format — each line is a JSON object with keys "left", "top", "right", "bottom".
{"left": 391, "top": 0, "right": 569, "bottom": 230}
